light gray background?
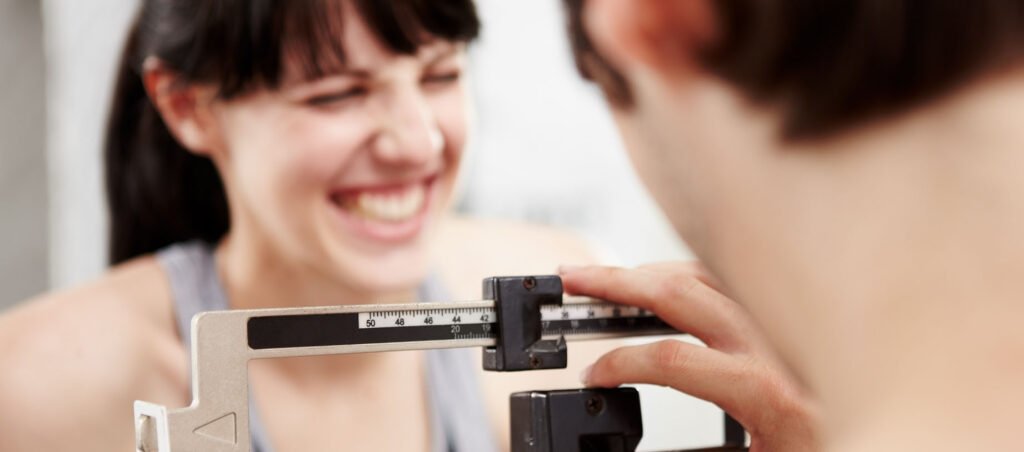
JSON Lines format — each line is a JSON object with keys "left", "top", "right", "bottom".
{"left": 0, "top": 0, "right": 47, "bottom": 307}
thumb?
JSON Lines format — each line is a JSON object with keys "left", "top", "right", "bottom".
{"left": 584, "top": 340, "right": 756, "bottom": 420}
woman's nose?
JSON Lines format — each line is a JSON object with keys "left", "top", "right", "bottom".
{"left": 373, "top": 89, "right": 445, "bottom": 165}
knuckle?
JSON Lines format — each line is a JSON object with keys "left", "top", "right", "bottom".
{"left": 606, "top": 266, "right": 631, "bottom": 282}
{"left": 592, "top": 266, "right": 625, "bottom": 287}
{"left": 737, "top": 354, "right": 772, "bottom": 392}
{"left": 660, "top": 275, "right": 702, "bottom": 302}
{"left": 735, "top": 356, "right": 799, "bottom": 426}
{"left": 597, "top": 265, "right": 621, "bottom": 275}
{"left": 651, "top": 339, "right": 692, "bottom": 373}
{"left": 763, "top": 374, "right": 802, "bottom": 419}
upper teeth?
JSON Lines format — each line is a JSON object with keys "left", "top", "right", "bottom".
{"left": 353, "top": 184, "right": 426, "bottom": 222}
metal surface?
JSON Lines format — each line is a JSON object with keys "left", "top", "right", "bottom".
{"left": 510, "top": 388, "right": 749, "bottom": 452}
{"left": 510, "top": 388, "right": 644, "bottom": 452}
{"left": 134, "top": 296, "right": 676, "bottom": 451}
{"left": 483, "top": 276, "right": 567, "bottom": 371}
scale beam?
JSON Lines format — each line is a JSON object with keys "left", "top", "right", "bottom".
{"left": 134, "top": 275, "right": 677, "bottom": 452}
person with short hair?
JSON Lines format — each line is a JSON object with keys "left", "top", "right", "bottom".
{"left": 563, "top": 0, "right": 1024, "bottom": 450}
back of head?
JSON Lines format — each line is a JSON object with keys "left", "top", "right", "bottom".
{"left": 566, "top": 0, "right": 1024, "bottom": 139}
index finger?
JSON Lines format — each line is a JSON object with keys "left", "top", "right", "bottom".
{"left": 559, "top": 264, "right": 754, "bottom": 352}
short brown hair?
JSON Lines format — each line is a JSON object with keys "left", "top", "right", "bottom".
{"left": 566, "top": 0, "right": 1024, "bottom": 139}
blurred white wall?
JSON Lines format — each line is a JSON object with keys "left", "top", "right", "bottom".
{"left": 462, "top": 1, "right": 689, "bottom": 268}
{"left": 43, "top": 0, "right": 138, "bottom": 289}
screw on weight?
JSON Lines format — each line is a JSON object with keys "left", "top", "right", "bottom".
{"left": 523, "top": 277, "right": 537, "bottom": 290}
{"left": 586, "top": 395, "right": 605, "bottom": 416}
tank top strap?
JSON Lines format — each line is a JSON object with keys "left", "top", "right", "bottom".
{"left": 155, "top": 240, "right": 229, "bottom": 351}
{"left": 156, "top": 241, "right": 274, "bottom": 452}
{"left": 420, "top": 274, "right": 500, "bottom": 452}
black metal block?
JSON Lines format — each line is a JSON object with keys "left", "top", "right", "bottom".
{"left": 510, "top": 388, "right": 643, "bottom": 452}
{"left": 482, "top": 275, "right": 568, "bottom": 371}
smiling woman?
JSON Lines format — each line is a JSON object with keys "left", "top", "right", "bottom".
{"left": 106, "top": 0, "right": 480, "bottom": 291}
{"left": 0, "top": 1, "right": 608, "bottom": 451}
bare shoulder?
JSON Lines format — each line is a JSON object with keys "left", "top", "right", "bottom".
{"left": 434, "top": 215, "right": 603, "bottom": 300}
{"left": 0, "top": 257, "right": 186, "bottom": 450}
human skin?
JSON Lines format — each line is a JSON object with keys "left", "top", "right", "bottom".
{"left": 570, "top": 0, "right": 1024, "bottom": 451}
{"left": 0, "top": 3, "right": 763, "bottom": 450}
{"left": 148, "top": 2, "right": 470, "bottom": 307}
{"left": 563, "top": 263, "right": 820, "bottom": 452}
{"left": 0, "top": 5, "right": 600, "bottom": 451}
{"left": 0, "top": 2, "right": 871, "bottom": 451}
{"left": 148, "top": 1, "right": 826, "bottom": 449}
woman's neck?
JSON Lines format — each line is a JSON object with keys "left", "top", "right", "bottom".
{"left": 213, "top": 232, "right": 422, "bottom": 377}
{"left": 214, "top": 232, "right": 418, "bottom": 310}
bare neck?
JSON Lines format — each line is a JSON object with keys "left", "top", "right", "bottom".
{"left": 214, "top": 232, "right": 416, "bottom": 310}
{"left": 213, "top": 232, "right": 420, "bottom": 378}
{"left": 742, "top": 69, "right": 1024, "bottom": 451}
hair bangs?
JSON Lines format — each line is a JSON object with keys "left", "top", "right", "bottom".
{"left": 277, "top": 0, "right": 481, "bottom": 84}
{"left": 108, "top": 0, "right": 480, "bottom": 262}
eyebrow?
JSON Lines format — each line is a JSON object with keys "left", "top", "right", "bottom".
{"left": 330, "top": 46, "right": 460, "bottom": 78}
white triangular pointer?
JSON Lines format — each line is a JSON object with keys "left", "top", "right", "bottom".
{"left": 194, "top": 412, "right": 237, "bottom": 445}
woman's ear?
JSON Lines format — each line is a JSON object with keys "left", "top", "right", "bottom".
{"left": 142, "top": 57, "right": 223, "bottom": 157}
{"left": 583, "top": 0, "right": 717, "bottom": 80}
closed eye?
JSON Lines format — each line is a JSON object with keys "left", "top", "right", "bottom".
{"left": 422, "top": 71, "right": 461, "bottom": 86}
{"left": 305, "top": 87, "right": 368, "bottom": 107}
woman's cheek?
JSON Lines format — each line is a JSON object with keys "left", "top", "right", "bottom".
{"left": 219, "top": 103, "right": 305, "bottom": 194}
{"left": 285, "top": 113, "right": 372, "bottom": 186}
{"left": 432, "top": 88, "right": 469, "bottom": 160}
{"left": 227, "top": 132, "right": 322, "bottom": 223}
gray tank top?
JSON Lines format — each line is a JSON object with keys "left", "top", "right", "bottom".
{"left": 156, "top": 241, "right": 498, "bottom": 452}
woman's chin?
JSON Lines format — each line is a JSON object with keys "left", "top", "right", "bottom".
{"left": 325, "top": 253, "right": 431, "bottom": 300}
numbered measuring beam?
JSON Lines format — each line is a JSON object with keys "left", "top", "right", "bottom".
{"left": 247, "top": 299, "right": 670, "bottom": 350}
{"left": 135, "top": 275, "right": 678, "bottom": 452}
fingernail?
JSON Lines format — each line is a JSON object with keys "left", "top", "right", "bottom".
{"left": 559, "top": 265, "right": 583, "bottom": 275}
{"left": 579, "top": 364, "right": 593, "bottom": 385}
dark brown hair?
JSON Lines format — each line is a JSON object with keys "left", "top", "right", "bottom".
{"left": 566, "top": 0, "right": 1024, "bottom": 139}
{"left": 105, "top": 0, "right": 480, "bottom": 264}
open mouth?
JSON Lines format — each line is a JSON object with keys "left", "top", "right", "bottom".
{"left": 327, "top": 176, "right": 436, "bottom": 242}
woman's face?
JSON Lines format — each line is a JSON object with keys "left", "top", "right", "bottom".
{"left": 205, "top": 10, "right": 469, "bottom": 294}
